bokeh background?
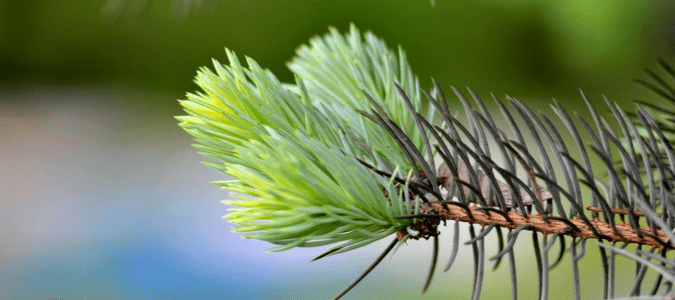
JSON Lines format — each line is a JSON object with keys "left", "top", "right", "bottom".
{"left": 2, "top": 1, "right": 675, "bottom": 299}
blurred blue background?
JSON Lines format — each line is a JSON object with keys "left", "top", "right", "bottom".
{"left": 2, "top": 1, "right": 675, "bottom": 299}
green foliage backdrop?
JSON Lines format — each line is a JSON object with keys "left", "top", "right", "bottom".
{"left": 2, "top": 1, "right": 674, "bottom": 109}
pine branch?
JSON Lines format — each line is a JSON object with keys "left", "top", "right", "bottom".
{"left": 178, "top": 25, "right": 675, "bottom": 299}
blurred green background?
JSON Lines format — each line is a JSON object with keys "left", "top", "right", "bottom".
{"left": 4, "top": 1, "right": 675, "bottom": 104}
{"left": 2, "top": 1, "right": 674, "bottom": 299}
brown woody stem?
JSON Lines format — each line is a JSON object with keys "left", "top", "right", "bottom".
{"left": 408, "top": 202, "right": 671, "bottom": 249}
{"left": 585, "top": 205, "right": 660, "bottom": 217}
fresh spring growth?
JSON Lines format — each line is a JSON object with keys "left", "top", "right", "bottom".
{"left": 178, "top": 24, "right": 675, "bottom": 299}
{"left": 177, "top": 24, "right": 431, "bottom": 257}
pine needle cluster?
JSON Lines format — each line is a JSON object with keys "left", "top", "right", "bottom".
{"left": 178, "top": 25, "right": 675, "bottom": 299}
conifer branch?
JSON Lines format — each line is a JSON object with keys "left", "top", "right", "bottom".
{"left": 178, "top": 25, "right": 675, "bottom": 299}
